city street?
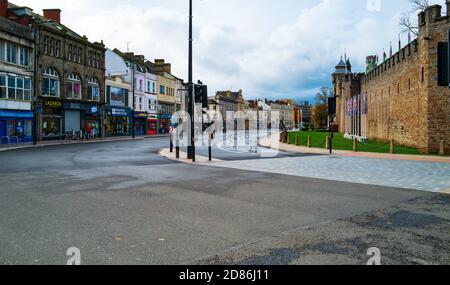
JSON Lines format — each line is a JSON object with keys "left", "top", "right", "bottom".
{"left": 0, "top": 137, "right": 449, "bottom": 265}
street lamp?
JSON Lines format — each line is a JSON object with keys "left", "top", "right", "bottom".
{"left": 187, "top": 0, "right": 195, "bottom": 162}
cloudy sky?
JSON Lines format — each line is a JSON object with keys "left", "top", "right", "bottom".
{"left": 13, "top": 0, "right": 444, "bottom": 102}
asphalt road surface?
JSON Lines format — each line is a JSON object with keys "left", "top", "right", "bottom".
{"left": 0, "top": 137, "right": 449, "bottom": 265}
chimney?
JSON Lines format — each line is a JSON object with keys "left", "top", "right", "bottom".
{"left": 43, "top": 9, "right": 61, "bottom": 23}
{"left": 0, "top": 0, "right": 8, "bottom": 18}
{"left": 424, "top": 5, "right": 441, "bottom": 24}
{"left": 163, "top": 63, "right": 171, "bottom": 74}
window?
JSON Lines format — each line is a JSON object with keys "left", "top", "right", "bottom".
{"left": 42, "top": 68, "right": 60, "bottom": 97}
{"left": 55, "top": 40, "right": 61, "bottom": 57}
{"left": 139, "top": 97, "right": 142, "bottom": 110}
{"left": 6, "top": 43, "right": 17, "bottom": 64}
{"left": 68, "top": 44, "right": 73, "bottom": 61}
{"left": 139, "top": 80, "right": 143, "bottom": 92}
{"left": 152, "top": 82, "right": 156, "bottom": 93}
{"left": 160, "top": 85, "right": 165, "bottom": 94}
{"left": 421, "top": 67, "right": 424, "bottom": 82}
{"left": 88, "top": 51, "right": 92, "bottom": 66}
{"left": 77, "top": 47, "right": 82, "bottom": 63}
{"left": 0, "top": 41, "right": 4, "bottom": 62}
{"left": 43, "top": 36, "right": 49, "bottom": 54}
{"left": 67, "top": 73, "right": 81, "bottom": 99}
{"left": 0, "top": 74, "right": 6, "bottom": 99}
{"left": 49, "top": 38, "right": 55, "bottom": 56}
{"left": 87, "top": 77, "right": 100, "bottom": 101}
{"left": 0, "top": 74, "right": 31, "bottom": 100}
{"left": 19, "top": 47, "right": 29, "bottom": 66}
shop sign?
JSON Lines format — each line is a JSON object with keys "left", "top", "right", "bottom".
{"left": 44, "top": 100, "right": 62, "bottom": 108}
{"left": 134, "top": 112, "right": 148, "bottom": 118}
{"left": 64, "top": 103, "right": 82, "bottom": 110}
{"left": 158, "top": 114, "right": 172, "bottom": 119}
{"left": 111, "top": 108, "right": 129, "bottom": 117}
{"left": 91, "top": 106, "right": 98, "bottom": 114}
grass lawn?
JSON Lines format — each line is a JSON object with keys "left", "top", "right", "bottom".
{"left": 288, "top": 131, "right": 422, "bottom": 155}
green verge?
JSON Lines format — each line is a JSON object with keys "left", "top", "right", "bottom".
{"left": 287, "top": 131, "right": 422, "bottom": 155}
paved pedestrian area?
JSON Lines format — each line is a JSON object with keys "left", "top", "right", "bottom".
{"left": 208, "top": 155, "right": 450, "bottom": 193}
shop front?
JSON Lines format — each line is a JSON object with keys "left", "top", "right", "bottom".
{"left": 0, "top": 109, "right": 33, "bottom": 144}
{"left": 40, "top": 99, "right": 63, "bottom": 140}
{"left": 63, "top": 102, "right": 101, "bottom": 137}
{"left": 134, "top": 111, "right": 148, "bottom": 136}
{"left": 158, "top": 114, "right": 172, "bottom": 134}
{"left": 147, "top": 114, "right": 157, "bottom": 136}
{"left": 105, "top": 106, "right": 131, "bottom": 137}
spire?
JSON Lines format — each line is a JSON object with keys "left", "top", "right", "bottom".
{"left": 398, "top": 34, "right": 401, "bottom": 52}
{"left": 408, "top": 31, "right": 411, "bottom": 44}
{"left": 390, "top": 42, "right": 393, "bottom": 57}
{"left": 383, "top": 48, "right": 387, "bottom": 61}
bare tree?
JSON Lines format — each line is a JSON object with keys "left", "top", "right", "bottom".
{"left": 399, "top": 13, "right": 418, "bottom": 37}
{"left": 410, "top": 0, "right": 430, "bottom": 11}
{"left": 399, "top": 0, "right": 430, "bottom": 37}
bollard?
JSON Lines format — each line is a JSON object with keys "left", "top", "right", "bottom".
{"left": 307, "top": 135, "right": 312, "bottom": 148}
{"left": 439, "top": 140, "right": 445, "bottom": 156}
{"left": 170, "top": 136, "right": 173, "bottom": 153}
{"left": 176, "top": 137, "right": 180, "bottom": 159}
{"left": 326, "top": 135, "right": 329, "bottom": 150}
{"left": 353, "top": 138, "right": 358, "bottom": 152}
{"left": 209, "top": 133, "right": 212, "bottom": 161}
{"left": 295, "top": 134, "right": 299, "bottom": 146}
{"left": 390, "top": 139, "right": 395, "bottom": 154}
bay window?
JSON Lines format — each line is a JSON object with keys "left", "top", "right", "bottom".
{"left": 87, "top": 77, "right": 100, "bottom": 101}
{"left": 42, "top": 68, "right": 60, "bottom": 97}
{"left": 67, "top": 73, "right": 81, "bottom": 99}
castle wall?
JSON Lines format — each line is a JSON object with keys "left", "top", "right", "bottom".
{"left": 361, "top": 41, "right": 429, "bottom": 152}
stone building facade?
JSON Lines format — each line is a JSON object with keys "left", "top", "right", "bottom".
{"left": 33, "top": 8, "right": 105, "bottom": 140}
{"left": 333, "top": 3, "right": 450, "bottom": 154}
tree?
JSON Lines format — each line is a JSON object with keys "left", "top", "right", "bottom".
{"left": 399, "top": 0, "right": 430, "bottom": 37}
{"left": 315, "top": 87, "right": 332, "bottom": 105}
{"left": 312, "top": 87, "right": 332, "bottom": 129}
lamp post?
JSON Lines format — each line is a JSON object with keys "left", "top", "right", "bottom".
{"left": 187, "top": 0, "right": 195, "bottom": 162}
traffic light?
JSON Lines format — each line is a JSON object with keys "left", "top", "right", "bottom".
{"left": 194, "top": 83, "right": 208, "bottom": 108}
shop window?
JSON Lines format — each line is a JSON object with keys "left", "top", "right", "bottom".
{"left": 87, "top": 77, "right": 100, "bottom": 101}
{"left": 160, "top": 85, "right": 165, "bottom": 95}
{"left": 67, "top": 73, "right": 81, "bottom": 99}
{"left": 43, "top": 68, "right": 60, "bottom": 97}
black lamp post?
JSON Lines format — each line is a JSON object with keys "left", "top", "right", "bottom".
{"left": 187, "top": 0, "right": 195, "bottom": 162}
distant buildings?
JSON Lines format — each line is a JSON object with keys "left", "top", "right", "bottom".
{"left": 212, "top": 89, "right": 245, "bottom": 129}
